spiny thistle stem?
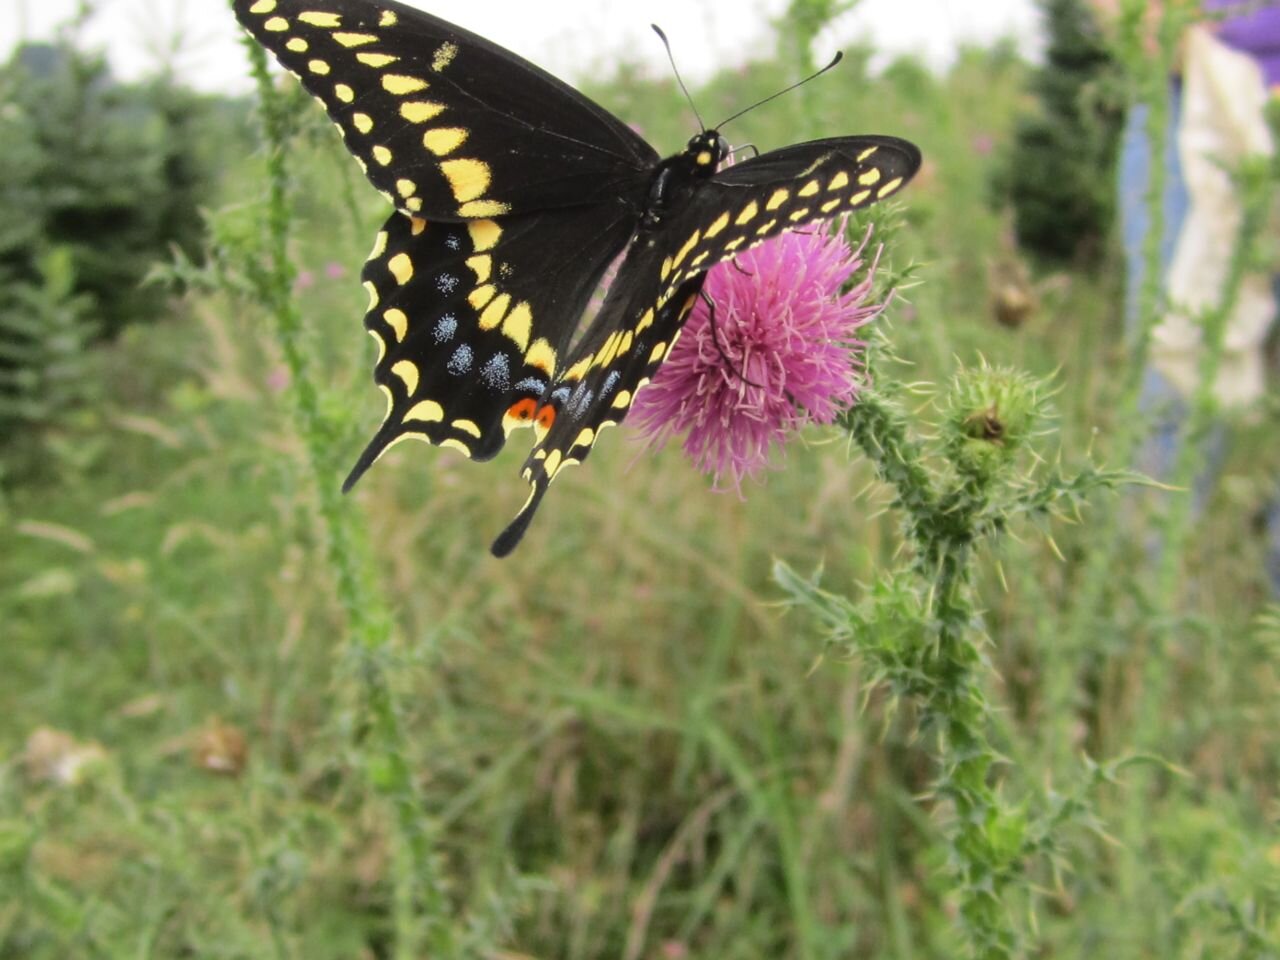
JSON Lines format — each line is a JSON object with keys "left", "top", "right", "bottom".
{"left": 783, "top": 360, "right": 1125, "bottom": 958}
{"left": 239, "top": 27, "right": 454, "bottom": 959}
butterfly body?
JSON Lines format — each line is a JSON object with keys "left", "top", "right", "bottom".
{"left": 232, "top": 0, "right": 921, "bottom": 555}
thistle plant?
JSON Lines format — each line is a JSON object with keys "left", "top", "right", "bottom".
{"left": 779, "top": 345, "right": 1128, "bottom": 956}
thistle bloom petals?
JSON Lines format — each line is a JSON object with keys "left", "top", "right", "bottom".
{"left": 631, "top": 221, "right": 885, "bottom": 492}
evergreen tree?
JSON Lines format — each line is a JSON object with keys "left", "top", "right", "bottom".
{"left": 999, "top": 0, "right": 1124, "bottom": 266}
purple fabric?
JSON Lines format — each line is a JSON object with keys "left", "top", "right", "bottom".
{"left": 1204, "top": 1, "right": 1280, "bottom": 86}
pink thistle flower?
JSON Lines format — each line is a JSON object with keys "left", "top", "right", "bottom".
{"left": 324, "top": 261, "right": 347, "bottom": 280}
{"left": 631, "top": 220, "right": 886, "bottom": 492}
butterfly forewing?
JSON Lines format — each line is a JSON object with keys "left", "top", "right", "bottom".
{"left": 491, "top": 136, "right": 921, "bottom": 554}
{"left": 232, "top": 0, "right": 657, "bottom": 220}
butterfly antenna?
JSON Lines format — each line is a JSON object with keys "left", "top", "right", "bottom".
{"left": 714, "top": 51, "right": 843, "bottom": 131}
{"left": 651, "top": 24, "right": 705, "bottom": 132}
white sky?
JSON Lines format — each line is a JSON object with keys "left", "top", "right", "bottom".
{"left": 4, "top": 0, "right": 1041, "bottom": 93}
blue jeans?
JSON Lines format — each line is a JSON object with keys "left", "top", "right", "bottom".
{"left": 1119, "top": 91, "right": 1280, "bottom": 594}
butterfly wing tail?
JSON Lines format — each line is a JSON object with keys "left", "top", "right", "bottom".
{"left": 490, "top": 480, "right": 550, "bottom": 557}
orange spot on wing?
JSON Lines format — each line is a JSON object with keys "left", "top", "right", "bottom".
{"left": 535, "top": 404, "right": 556, "bottom": 431}
{"left": 508, "top": 397, "right": 538, "bottom": 422}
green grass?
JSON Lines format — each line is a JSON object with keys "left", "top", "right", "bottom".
{"left": 2, "top": 13, "right": 1279, "bottom": 960}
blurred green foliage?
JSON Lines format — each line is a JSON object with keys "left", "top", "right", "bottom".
{"left": 0, "top": 37, "right": 247, "bottom": 439}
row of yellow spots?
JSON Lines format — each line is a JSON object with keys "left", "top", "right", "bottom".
{"left": 246, "top": 1, "right": 508, "bottom": 219}
{"left": 651, "top": 157, "right": 908, "bottom": 307}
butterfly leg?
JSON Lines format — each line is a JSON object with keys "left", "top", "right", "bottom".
{"left": 702, "top": 289, "right": 767, "bottom": 391}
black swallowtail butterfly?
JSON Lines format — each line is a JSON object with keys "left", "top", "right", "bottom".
{"left": 233, "top": 0, "right": 922, "bottom": 556}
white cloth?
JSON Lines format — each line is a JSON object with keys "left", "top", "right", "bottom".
{"left": 1153, "top": 25, "right": 1276, "bottom": 408}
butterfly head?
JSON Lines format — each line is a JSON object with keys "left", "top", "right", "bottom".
{"left": 685, "top": 131, "right": 729, "bottom": 175}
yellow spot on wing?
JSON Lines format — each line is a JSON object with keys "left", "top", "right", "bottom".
{"left": 466, "top": 255, "right": 492, "bottom": 282}
{"left": 285, "top": 37, "right": 308, "bottom": 52}
{"left": 799, "top": 179, "right": 821, "bottom": 197}
{"left": 849, "top": 189, "right": 872, "bottom": 205}
{"left": 736, "top": 201, "right": 758, "bottom": 224}
{"left": 410, "top": 217, "right": 426, "bottom": 236}
{"left": 543, "top": 450, "right": 562, "bottom": 478}
{"left": 821, "top": 198, "right": 841, "bottom": 212}
{"left": 756, "top": 218, "right": 778, "bottom": 234}
{"left": 396, "top": 178, "right": 416, "bottom": 198}
{"left": 828, "top": 170, "right": 850, "bottom": 191}
{"left": 648, "top": 342, "right": 666, "bottom": 363}
{"left": 368, "top": 329, "right": 386, "bottom": 364}
{"left": 858, "top": 167, "right": 882, "bottom": 186}
{"left": 382, "top": 74, "right": 428, "bottom": 95}
{"left": 574, "top": 428, "right": 595, "bottom": 449}
{"left": 479, "top": 293, "right": 511, "bottom": 330}
{"left": 368, "top": 230, "right": 388, "bottom": 260}
{"left": 459, "top": 200, "right": 510, "bottom": 217}
{"left": 383, "top": 308, "right": 408, "bottom": 342}
{"left": 660, "top": 257, "right": 673, "bottom": 280}
{"left": 877, "top": 176, "right": 903, "bottom": 198}
{"left": 401, "top": 101, "right": 445, "bottom": 123}
{"left": 307, "top": 59, "right": 331, "bottom": 75}
{"left": 595, "top": 331, "right": 621, "bottom": 367}
{"left": 388, "top": 253, "right": 413, "bottom": 285}
{"left": 363, "top": 280, "right": 379, "bottom": 309}
{"left": 705, "top": 211, "right": 730, "bottom": 238}
{"left": 392, "top": 360, "right": 419, "bottom": 395}
{"left": 333, "top": 32, "right": 377, "bottom": 47}
{"left": 788, "top": 207, "right": 811, "bottom": 221}
{"left": 404, "top": 400, "right": 443, "bottom": 423}
{"left": 441, "top": 159, "right": 491, "bottom": 203}
{"left": 423, "top": 127, "right": 468, "bottom": 155}
{"left": 373, "top": 145, "right": 393, "bottom": 166}
{"left": 249, "top": 0, "right": 276, "bottom": 12}
{"left": 672, "top": 230, "right": 701, "bottom": 268}
{"left": 636, "top": 308, "right": 654, "bottom": 333}
{"left": 440, "top": 438, "right": 471, "bottom": 457}
{"left": 298, "top": 11, "right": 341, "bottom": 27}
{"left": 857, "top": 146, "right": 879, "bottom": 162}
{"left": 264, "top": 17, "right": 288, "bottom": 31}
{"left": 334, "top": 83, "right": 354, "bottom": 102}
{"left": 611, "top": 390, "right": 631, "bottom": 409}
{"left": 432, "top": 42, "right": 459, "bottom": 72}
{"left": 352, "top": 113, "right": 373, "bottom": 134}
{"left": 502, "top": 301, "right": 533, "bottom": 351}
{"left": 467, "top": 220, "right": 502, "bottom": 252}
{"left": 525, "top": 338, "right": 556, "bottom": 376}
{"left": 358, "top": 52, "right": 398, "bottom": 68}
{"left": 453, "top": 419, "right": 482, "bottom": 438}
{"left": 468, "top": 285, "right": 496, "bottom": 310}
{"left": 380, "top": 11, "right": 397, "bottom": 26}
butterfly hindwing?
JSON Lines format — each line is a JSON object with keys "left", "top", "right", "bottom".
{"left": 232, "top": 0, "right": 657, "bottom": 220}
{"left": 346, "top": 203, "right": 638, "bottom": 486}
{"left": 491, "top": 135, "right": 921, "bottom": 553}
{"left": 490, "top": 268, "right": 707, "bottom": 557}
